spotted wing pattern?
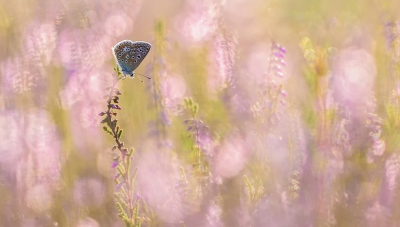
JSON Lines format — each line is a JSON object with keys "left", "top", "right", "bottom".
{"left": 112, "top": 40, "right": 151, "bottom": 77}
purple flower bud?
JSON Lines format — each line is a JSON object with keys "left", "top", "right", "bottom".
{"left": 275, "top": 72, "right": 284, "bottom": 78}
{"left": 112, "top": 160, "right": 119, "bottom": 168}
{"left": 280, "top": 90, "right": 288, "bottom": 97}
{"left": 116, "top": 183, "right": 123, "bottom": 190}
{"left": 161, "top": 111, "right": 171, "bottom": 126}
{"left": 135, "top": 192, "right": 141, "bottom": 200}
{"left": 274, "top": 52, "right": 284, "bottom": 58}
{"left": 114, "top": 173, "right": 120, "bottom": 179}
{"left": 275, "top": 65, "right": 282, "bottom": 72}
{"left": 278, "top": 45, "right": 286, "bottom": 53}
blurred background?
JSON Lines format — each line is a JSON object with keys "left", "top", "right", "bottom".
{"left": 1, "top": 0, "right": 400, "bottom": 226}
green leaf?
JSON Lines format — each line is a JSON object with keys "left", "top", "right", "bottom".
{"left": 130, "top": 167, "right": 139, "bottom": 188}
{"left": 299, "top": 37, "right": 313, "bottom": 50}
{"left": 102, "top": 126, "right": 113, "bottom": 135}
{"left": 116, "top": 202, "right": 128, "bottom": 219}
{"left": 129, "top": 148, "right": 135, "bottom": 157}
{"left": 114, "top": 193, "right": 130, "bottom": 210}
{"left": 243, "top": 175, "right": 254, "bottom": 200}
{"left": 118, "top": 129, "right": 123, "bottom": 140}
{"left": 117, "top": 165, "right": 126, "bottom": 174}
{"left": 127, "top": 149, "right": 135, "bottom": 171}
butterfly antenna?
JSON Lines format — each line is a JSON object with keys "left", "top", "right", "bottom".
{"left": 134, "top": 72, "right": 151, "bottom": 80}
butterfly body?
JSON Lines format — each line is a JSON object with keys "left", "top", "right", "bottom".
{"left": 112, "top": 40, "right": 151, "bottom": 78}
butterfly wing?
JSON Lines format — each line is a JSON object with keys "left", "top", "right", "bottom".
{"left": 112, "top": 40, "right": 151, "bottom": 77}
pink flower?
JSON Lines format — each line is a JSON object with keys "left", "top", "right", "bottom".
{"left": 0, "top": 57, "right": 25, "bottom": 94}
{"left": 0, "top": 109, "right": 62, "bottom": 198}
{"left": 160, "top": 73, "right": 187, "bottom": 115}
{"left": 59, "top": 69, "right": 113, "bottom": 151}
{"left": 332, "top": 46, "right": 377, "bottom": 107}
{"left": 76, "top": 217, "right": 100, "bottom": 227}
{"left": 25, "top": 183, "right": 54, "bottom": 213}
{"left": 56, "top": 29, "right": 109, "bottom": 70}
{"left": 136, "top": 142, "right": 187, "bottom": 223}
{"left": 205, "top": 200, "right": 223, "bottom": 227}
{"left": 24, "top": 22, "right": 57, "bottom": 66}
{"left": 365, "top": 202, "right": 389, "bottom": 226}
{"left": 213, "top": 133, "right": 248, "bottom": 178}
{"left": 111, "top": 160, "right": 119, "bottom": 168}
{"left": 385, "top": 154, "right": 400, "bottom": 192}
{"left": 105, "top": 13, "right": 133, "bottom": 37}
{"left": 73, "top": 178, "right": 107, "bottom": 207}
{"left": 196, "top": 130, "right": 217, "bottom": 156}
{"left": 176, "top": 0, "right": 223, "bottom": 44}
{"left": 208, "top": 32, "right": 236, "bottom": 93}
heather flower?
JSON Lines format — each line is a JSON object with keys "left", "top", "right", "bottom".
{"left": 246, "top": 44, "right": 274, "bottom": 85}
{"left": 0, "top": 110, "right": 27, "bottom": 171}
{"left": 363, "top": 100, "right": 385, "bottom": 162}
{"left": 331, "top": 46, "right": 377, "bottom": 108}
{"left": 24, "top": 22, "right": 57, "bottom": 66}
{"left": 285, "top": 111, "right": 307, "bottom": 199}
{"left": 384, "top": 20, "right": 400, "bottom": 55}
{"left": 205, "top": 200, "right": 223, "bottom": 227}
{"left": 208, "top": 31, "right": 237, "bottom": 94}
{"left": 25, "top": 183, "right": 54, "bottom": 213}
{"left": 56, "top": 29, "right": 85, "bottom": 69}
{"left": 246, "top": 43, "right": 287, "bottom": 86}
{"left": 104, "top": 13, "right": 133, "bottom": 37}
{"left": 183, "top": 99, "right": 217, "bottom": 156}
{"left": 111, "top": 160, "right": 119, "bottom": 168}
{"left": 385, "top": 153, "right": 400, "bottom": 192}
{"left": 0, "top": 57, "right": 25, "bottom": 94}
{"left": 213, "top": 133, "right": 248, "bottom": 179}
{"left": 160, "top": 73, "right": 187, "bottom": 115}
{"left": 59, "top": 69, "right": 113, "bottom": 149}
{"left": 43, "top": 0, "right": 65, "bottom": 24}
{"left": 136, "top": 145, "right": 186, "bottom": 223}
{"left": 76, "top": 217, "right": 100, "bottom": 227}
{"left": 367, "top": 136, "right": 386, "bottom": 163}
{"left": 196, "top": 129, "right": 217, "bottom": 156}
{"left": 365, "top": 202, "right": 390, "bottom": 227}
{"left": 73, "top": 178, "right": 107, "bottom": 208}
{"left": 176, "top": 0, "right": 223, "bottom": 44}
{"left": 251, "top": 195, "right": 293, "bottom": 227}
{"left": 0, "top": 109, "right": 62, "bottom": 213}
{"left": 248, "top": 42, "right": 288, "bottom": 128}
{"left": 56, "top": 29, "right": 109, "bottom": 70}
{"left": 325, "top": 146, "right": 344, "bottom": 184}
{"left": 332, "top": 114, "right": 351, "bottom": 152}
{"left": 0, "top": 21, "right": 57, "bottom": 95}
{"left": 161, "top": 110, "right": 172, "bottom": 126}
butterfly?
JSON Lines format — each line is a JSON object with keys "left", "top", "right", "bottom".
{"left": 112, "top": 40, "right": 151, "bottom": 79}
